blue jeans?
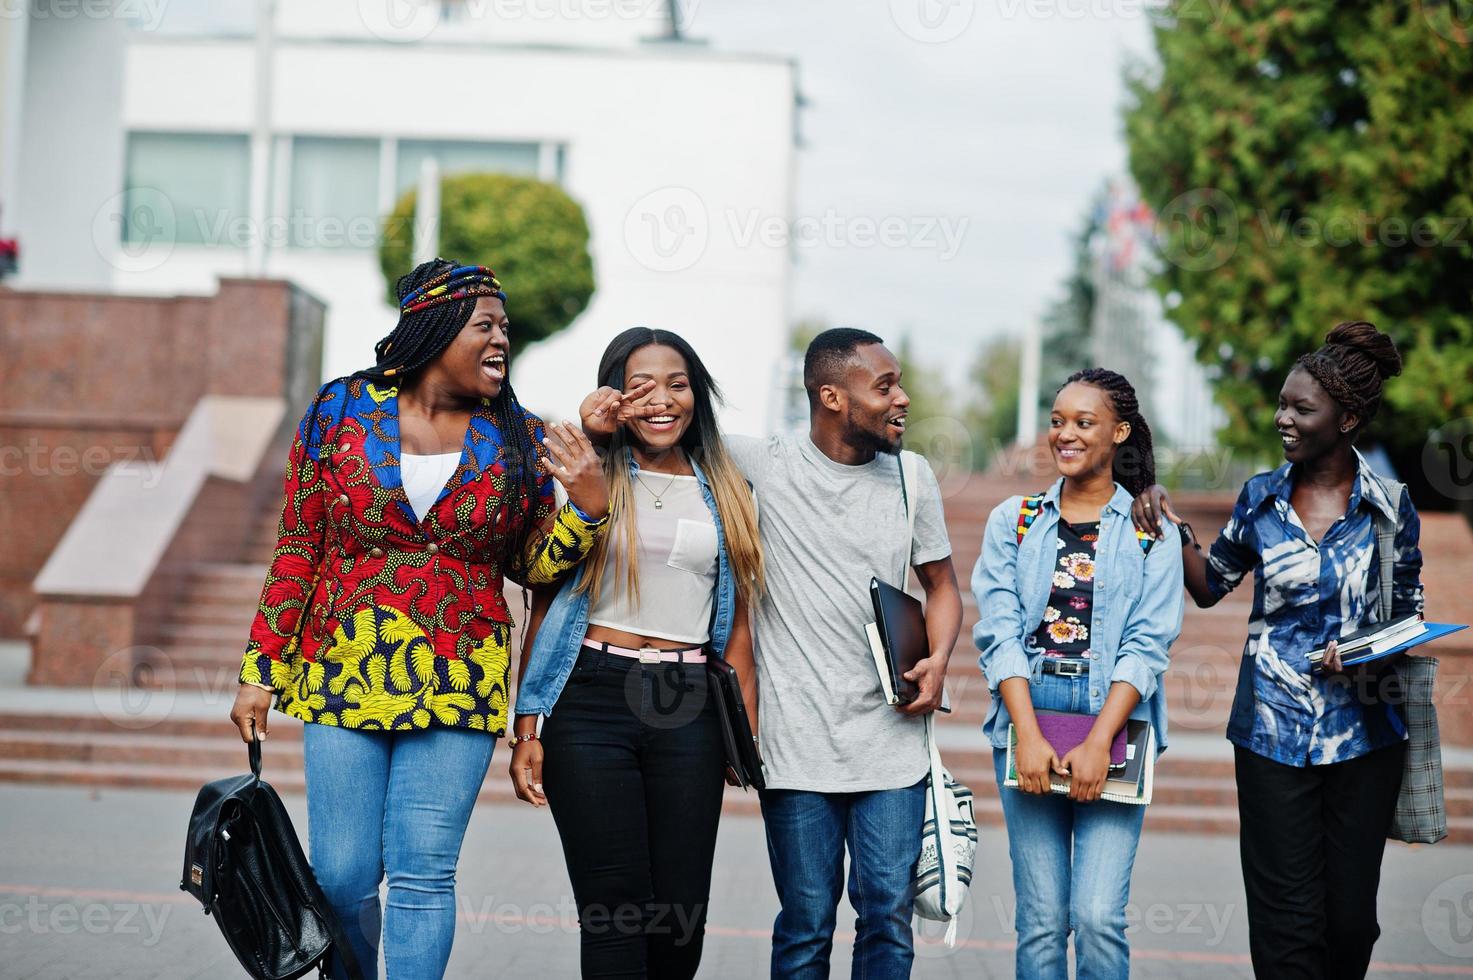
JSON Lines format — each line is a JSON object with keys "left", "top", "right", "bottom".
{"left": 760, "top": 780, "right": 926, "bottom": 980}
{"left": 995, "top": 671, "right": 1146, "bottom": 980}
{"left": 303, "top": 723, "right": 495, "bottom": 980}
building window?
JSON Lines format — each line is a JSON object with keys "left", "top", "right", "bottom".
{"left": 124, "top": 133, "right": 250, "bottom": 246}
{"left": 289, "top": 137, "right": 381, "bottom": 249}
{"left": 393, "top": 139, "right": 542, "bottom": 196}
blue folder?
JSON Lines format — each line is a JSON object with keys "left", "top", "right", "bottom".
{"left": 1334, "top": 621, "right": 1468, "bottom": 670}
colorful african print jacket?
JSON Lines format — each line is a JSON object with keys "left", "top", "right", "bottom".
{"left": 239, "top": 377, "right": 607, "bottom": 735}
{"left": 1206, "top": 450, "right": 1423, "bottom": 766}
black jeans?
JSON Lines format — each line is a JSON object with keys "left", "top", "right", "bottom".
{"left": 541, "top": 647, "right": 727, "bottom": 979}
{"left": 1235, "top": 742, "right": 1406, "bottom": 980}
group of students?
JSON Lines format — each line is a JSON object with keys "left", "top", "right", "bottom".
{"left": 231, "top": 257, "right": 1423, "bottom": 980}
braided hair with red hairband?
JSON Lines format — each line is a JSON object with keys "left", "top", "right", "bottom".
{"left": 304, "top": 258, "right": 543, "bottom": 581}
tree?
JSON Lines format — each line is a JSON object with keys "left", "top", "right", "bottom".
{"left": 963, "top": 336, "right": 1022, "bottom": 468}
{"left": 1037, "top": 196, "right": 1103, "bottom": 418}
{"left": 379, "top": 173, "right": 595, "bottom": 347}
{"left": 1124, "top": 2, "right": 1473, "bottom": 470}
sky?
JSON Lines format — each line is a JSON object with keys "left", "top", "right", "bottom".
{"left": 685, "top": 0, "right": 1156, "bottom": 387}
{"left": 148, "top": 0, "right": 1160, "bottom": 391}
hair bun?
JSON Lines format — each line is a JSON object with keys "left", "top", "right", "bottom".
{"left": 1325, "top": 320, "right": 1402, "bottom": 381}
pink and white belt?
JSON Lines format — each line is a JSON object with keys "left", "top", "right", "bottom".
{"left": 582, "top": 639, "right": 707, "bottom": 664}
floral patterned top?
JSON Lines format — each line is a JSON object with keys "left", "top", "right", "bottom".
{"left": 1032, "top": 518, "right": 1098, "bottom": 657}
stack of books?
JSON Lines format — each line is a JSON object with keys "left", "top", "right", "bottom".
{"left": 1004, "top": 712, "right": 1155, "bottom": 806}
{"left": 1307, "top": 615, "right": 1467, "bottom": 673}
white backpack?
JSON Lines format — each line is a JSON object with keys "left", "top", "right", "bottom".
{"left": 894, "top": 452, "right": 978, "bottom": 945}
{"left": 912, "top": 712, "right": 978, "bottom": 945}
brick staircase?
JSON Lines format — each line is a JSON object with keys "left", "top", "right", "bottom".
{"left": 131, "top": 506, "right": 279, "bottom": 699}
{"left": 3, "top": 469, "right": 1473, "bottom": 840}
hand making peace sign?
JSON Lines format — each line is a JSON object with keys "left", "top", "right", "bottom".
{"left": 577, "top": 379, "right": 669, "bottom": 444}
{"left": 540, "top": 420, "right": 610, "bottom": 521}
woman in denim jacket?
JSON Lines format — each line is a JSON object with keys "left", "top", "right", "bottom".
{"left": 973, "top": 368, "right": 1184, "bottom": 980}
{"left": 508, "top": 328, "right": 763, "bottom": 979}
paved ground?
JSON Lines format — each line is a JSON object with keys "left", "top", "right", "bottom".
{"left": 3, "top": 783, "right": 1473, "bottom": 979}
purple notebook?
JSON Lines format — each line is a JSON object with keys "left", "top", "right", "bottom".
{"left": 1035, "top": 710, "right": 1127, "bottom": 766}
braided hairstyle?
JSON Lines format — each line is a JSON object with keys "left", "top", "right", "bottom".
{"left": 319, "top": 258, "right": 542, "bottom": 579}
{"left": 1059, "top": 368, "right": 1157, "bottom": 498}
{"left": 1294, "top": 321, "right": 1403, "bottom": 433}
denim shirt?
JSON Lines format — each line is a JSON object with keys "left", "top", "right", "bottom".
{"left": 1207, "top": 451, "right": 1423, "bottom": 766}
{"left": 514, "top": 452, "right": 738, "bottom": 717}
{"left": 972, "top": 480, "right": 1185, "bottom": 753}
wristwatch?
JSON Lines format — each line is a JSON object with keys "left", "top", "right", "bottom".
{"left": 1178, "top": 521, "right": 1200, "bottom": 551}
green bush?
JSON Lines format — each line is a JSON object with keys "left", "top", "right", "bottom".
{"left": 380, "top": 173, "right": 595, "bottom": 347}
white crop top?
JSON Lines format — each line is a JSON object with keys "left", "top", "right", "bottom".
{"left": 401, "top": 452, "right": 461, "bottom": 523}
{"left": 587, "top": 474, "right": 719, "bottom": 644}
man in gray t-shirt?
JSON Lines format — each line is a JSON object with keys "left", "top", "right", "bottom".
{"left": 730, "top": 329, "right": 961, "bottom": 979}
{"left": 578, "top": 328, "right": 961, "bottom": 976}
{"left": 723, "top": 433, "right": 952, "bottom": 793}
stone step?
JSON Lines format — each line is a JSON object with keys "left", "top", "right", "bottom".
{"left": 132, "top": 665, "right": 252, "bottom": 699}
{"left": 0, "top": 710, "right": 302, "bottom": 740}
{"left": 166, "top": 606, "right": 258, "bottom": 628}
{"left": 0, "top": 757, "right": 765, "bottom": 817}
{"left": 935, "top": 696, "right": 1234, "bottom": 729}
{"left": 2, "top": 752, "right": 1464, "bottom": 841}
{"left": 0, "top": 730, "right": 305, "bottom": 768}
{"left": 155, "top": 622, "right": 256, "bottom": 647}
{"left": 186, "top": 561, "right": 271, "bottom": 584}
{"left": 945, "top": 643, "right": 1245, "bottom": 671}
{"left": 0, "top": 722, "right": 1213, "bottom": 781}
{"left": 16, "top": 702, "right": 1472, "bottom": 788}
{"left": 3, "top": 706, "right": 1470, "bottom": 836}
{"left": 8, "top": 723, "right": 1472, "bottom": 814}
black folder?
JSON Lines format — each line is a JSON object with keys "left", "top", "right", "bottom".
{"left": 707, "top": 658, "right": 765, "bottom": 790}
{"left": 868, "top": 577, "right": 928, "bottom": 705}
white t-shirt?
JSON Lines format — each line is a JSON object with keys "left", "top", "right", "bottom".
{"left": 401, "top": 452, "right": 461, "bottom": 523}
{"left": 725, "top": 433, "right": 952, "bottom": 793}
{"left": 587, "top": 474, "right": 718, "bottom": 644}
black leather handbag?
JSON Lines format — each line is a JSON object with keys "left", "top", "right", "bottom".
{"left": 181, "top": 732, "right": 364, "bottom": 980}
{"left": 706, "top": 657, "right": 765, "bottom": 790}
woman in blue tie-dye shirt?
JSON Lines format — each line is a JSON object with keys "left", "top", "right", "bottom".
{"left": 1134, "top": 322, "right": 1422, "bottom": 980}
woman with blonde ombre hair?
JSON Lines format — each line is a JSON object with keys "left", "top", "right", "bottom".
{"left": 510, "top": 327, "right": 763, "bottom": 978}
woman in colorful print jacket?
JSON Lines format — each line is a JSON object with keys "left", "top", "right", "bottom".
{"left": 1134, "top": 322, "right": 1422, "bottom": 980}
{"left": 229, "top": 259, "right": 609, "bottom": 980}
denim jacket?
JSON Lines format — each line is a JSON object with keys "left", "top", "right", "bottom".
{"left": 514, "top": 452, "right": 738, "bottom": 717}
{"left": 971, "top": 479, "right": 1185, "bottom": 753}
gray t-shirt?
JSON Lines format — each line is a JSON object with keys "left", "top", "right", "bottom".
{"left": 726, "top": 433, "right": 952, "bottom": 792}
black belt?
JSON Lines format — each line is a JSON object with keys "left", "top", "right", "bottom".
{"left": 1041, "top": 657, "right": 1090, "bottom": 677}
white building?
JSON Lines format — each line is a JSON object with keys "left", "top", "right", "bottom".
{"left": 0, "top": 1, "right": 798, "bottom": 433}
